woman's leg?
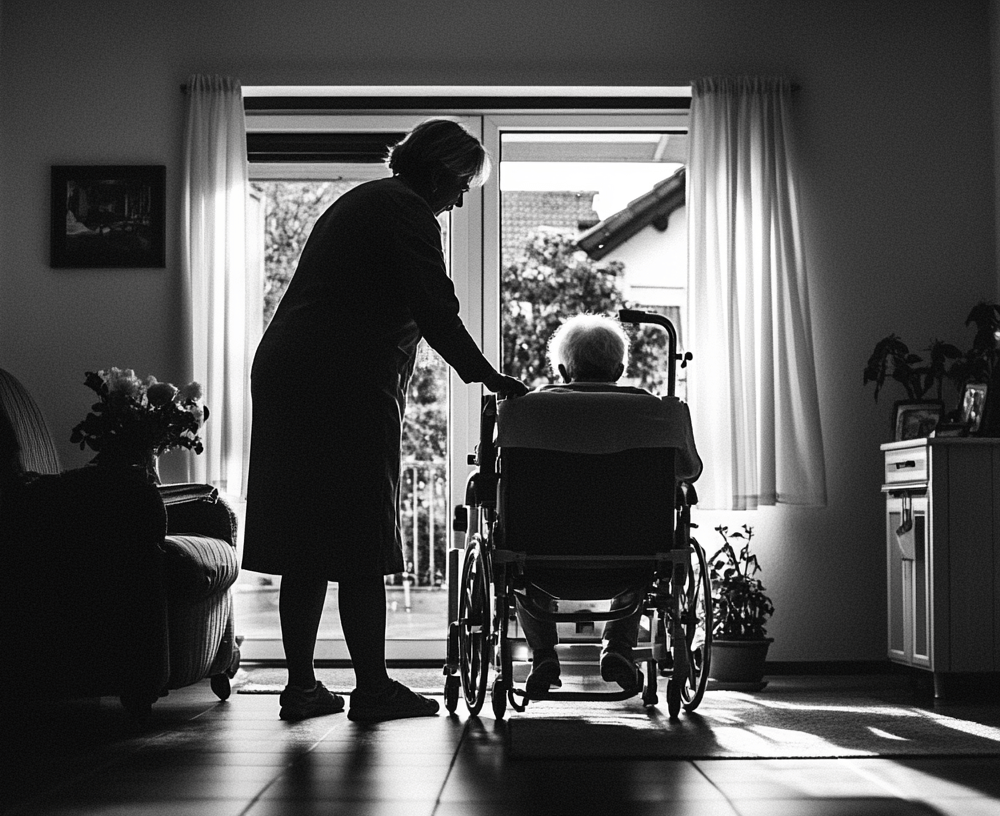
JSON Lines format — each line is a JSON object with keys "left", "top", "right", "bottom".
{"left": 337, "top": 574, "right": 392, "bottom": 694}
{"left": 279, "top": 572, "right": 329, "bottom": 689}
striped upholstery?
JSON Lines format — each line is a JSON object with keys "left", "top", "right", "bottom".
{"left": 0, "top": 368, "right": 61, "bottom": 476}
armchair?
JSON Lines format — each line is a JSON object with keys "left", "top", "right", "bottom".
{"left": 0, "top": 367, "right": 240, "bottom": 716}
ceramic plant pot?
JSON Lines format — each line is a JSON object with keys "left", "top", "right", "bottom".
{"left": 709, "top": 637, "right": 773, "bottom": 690}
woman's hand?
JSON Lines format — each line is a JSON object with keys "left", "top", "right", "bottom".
{"left": 490, "top": 374, "right": 529, "bottom": 399}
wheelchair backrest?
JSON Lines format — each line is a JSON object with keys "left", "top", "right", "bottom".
{"left": 495, "top": 389, "right": 681, "bottom": 556}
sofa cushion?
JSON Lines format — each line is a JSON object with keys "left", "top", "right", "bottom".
{"left": 160, "top": 534, "right": 239, "bottom": 600}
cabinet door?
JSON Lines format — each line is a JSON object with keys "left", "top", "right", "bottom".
{"left": 886, "top": 492, "right": 931, "bottom": 668}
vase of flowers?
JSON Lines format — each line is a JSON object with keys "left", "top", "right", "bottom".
{"left": 70, "top": 368, "right": 209, "bottom": 484}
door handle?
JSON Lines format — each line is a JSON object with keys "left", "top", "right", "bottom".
{"left": 895, "top": 494, "right": 916, "bottom": 560}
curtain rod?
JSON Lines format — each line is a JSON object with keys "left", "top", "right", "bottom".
{"left": 180, "top": 82, "right": 801, "bottom": 95}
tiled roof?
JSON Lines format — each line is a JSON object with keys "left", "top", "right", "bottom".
{"left": 576, "top": 167, "right": 685, "bottom": 260}
{"left": 501, "top": 190, "right": 598, "bottom": 265}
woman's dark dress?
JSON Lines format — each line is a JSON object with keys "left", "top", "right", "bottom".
{"left": 242, "top": 177, "right": 496, "bottom": 580}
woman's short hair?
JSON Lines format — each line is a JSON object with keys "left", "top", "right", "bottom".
{"left": 547, "top": 314, "right": 629, "bottom": 382}
{"left": 387, "top": 119, "right": 492, "bottom": 186}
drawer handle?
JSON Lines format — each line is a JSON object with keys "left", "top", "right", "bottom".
{"left": 893, "top": 460, "right": 917, "bottom": 470}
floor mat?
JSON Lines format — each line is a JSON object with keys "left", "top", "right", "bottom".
{"left": 234, "top": 666, "right": 444, "bottom": 695}
{"left": 507, "top": 688, "right": 1000, "bottom": 759}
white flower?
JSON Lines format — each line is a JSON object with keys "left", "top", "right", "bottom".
{"left": 179, "top": 381, "right": 202, "bottom": 401}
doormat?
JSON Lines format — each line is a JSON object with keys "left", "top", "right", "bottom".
{"left": 507, "top": 689, "right": 1000, "bottom": 760}
{"left": 233, "top": 666, "right": 444, "bottom": 695}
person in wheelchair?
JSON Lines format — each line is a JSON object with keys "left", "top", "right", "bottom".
{"left": 516, "top": 313, "right": 702, "bottom": 696}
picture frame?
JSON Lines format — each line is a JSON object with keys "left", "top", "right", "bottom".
{"left": 51, "top": 165, "right": 165, "bottom": 268}
{"left": 960, "top": 382, "right": 989, "bottom": 434}
{"left": 893, "top": 400, "right": 943, "bottom": 442}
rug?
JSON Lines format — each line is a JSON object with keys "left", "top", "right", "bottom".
{"left": 234, "top": 666, "right": 444, "bottom": 695}
{"left": 507, "top": 688, "right": 1000, "bottom": 760}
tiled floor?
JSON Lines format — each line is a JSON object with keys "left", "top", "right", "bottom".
{"left": 6, "top": 674, "right": 1000, "bottom": 815}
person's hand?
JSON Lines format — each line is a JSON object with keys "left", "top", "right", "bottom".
{"left": 490, "top": 374, "right": 529, "bottom": 399}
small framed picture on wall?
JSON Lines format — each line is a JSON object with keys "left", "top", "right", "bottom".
{"left": 50, "top": 165, "right": 166, "bottom": 268}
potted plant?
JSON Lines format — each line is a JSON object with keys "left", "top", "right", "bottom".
{"left": 862, "top": 302, "right": 1000, "bottom": 436}
{"left": 707, "top": 524, "right": 775, "bottom": 689}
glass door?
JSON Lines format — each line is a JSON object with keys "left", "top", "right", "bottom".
{"left": 481, "top": 114, "right": 689, "bottom": 389}
{"left": 236, "top": 114, "right": 482, "bottom": 661}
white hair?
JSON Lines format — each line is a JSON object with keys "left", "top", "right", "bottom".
{"left": 547, "top": 314, "right": 629, "bottom": 381}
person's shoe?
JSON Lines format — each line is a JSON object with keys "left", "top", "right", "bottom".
{"left": 279, "top": 681, "right": 345, "bottom": 721}
{"left": 600, "top": 641, "right": 641, "bottom": 692}
{"left": 348, "top": 680, "right": 440, "bottom": 723}
{"left": 525, "top": 650, "right": 562, "bottom": 696}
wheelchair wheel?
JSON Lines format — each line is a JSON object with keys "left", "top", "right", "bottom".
{"left": 679, "top": 541, "right": 713, "bottom": 712}
{"left": 491, "top": 677, "right": 508, "bottom": 720}
{"left": 444, "top": 674, "right": 460, "bottom": 713}
{"left": 666, "top": 678, "right": 682, "bottom": 718}
{"left": 458, "top": 535, "right": 492, "bottom": 715}
{"left": 642, "top": 659, "right": 658, "bottom": 707}
{"left": 210, "top": 673, "right": 232, "bottom": 701}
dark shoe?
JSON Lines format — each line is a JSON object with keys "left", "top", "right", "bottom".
{"left": 525, "top": 651, "right": 562, "bottom": 696}
{"left": 600, "top": 642, "right": 641, "bottom": 692}
{"left": 348, "top": 680, "right": 440, "bottom": 723}
{"left": 279, "top": 681, "right": 345, "bottom": 721}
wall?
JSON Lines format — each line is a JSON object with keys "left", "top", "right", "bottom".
{"left": 994, "top": 0, "right": 1000, "bottom": 296}
{"left": 0, "top": 0, "right": 995, "bottom": 663}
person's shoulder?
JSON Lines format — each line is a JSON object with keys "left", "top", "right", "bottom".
{"left": 351, "top": 177, "right": 428, "bottom": 207}
{"left": 537, "top": 382, "right": 652, "bottom": 395}
{"left": 348, "top": 177, "right": 436, "bottom": 227}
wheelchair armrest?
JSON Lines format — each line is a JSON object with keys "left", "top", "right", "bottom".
{"left": 465, "top": 470, "right": 497, "bottom": 508}
{"left": 162, "top": 485, "right": 237, "bottom": 547}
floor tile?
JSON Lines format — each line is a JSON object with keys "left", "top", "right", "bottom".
{"left": 695, "top": 758, "right": 889, "bottom": 798}
{"left": 9, "top": 803, "right": 250, "bottom": 816}
{"left": 245, "top": 800, "right": 437, "bottom": 816}
{"left": 13, "top": 674, "right": 1000, "bottom": 816}
{"left": 922, "top": 799, "right": 1000, "bottom": 815}
{"left": 729, "top": 798, "right": 952, "bottom": 816}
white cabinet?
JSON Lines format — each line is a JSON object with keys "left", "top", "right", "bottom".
{"left": 882, "top": 438, "right": 1000, "bottom": 696}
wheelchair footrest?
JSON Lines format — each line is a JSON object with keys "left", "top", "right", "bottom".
{"left": 524, "top": 687, "right": 644, "bottom": 703}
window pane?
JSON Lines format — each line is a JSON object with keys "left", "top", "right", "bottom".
{"left": 236, "top": 176, "right": 450, "bottom": 654}
{"left": 499, "top": 131, "right": 687, "bottom": 395}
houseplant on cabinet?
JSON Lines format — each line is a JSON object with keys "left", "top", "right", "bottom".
{"left": 862, "top": 302, "right": 1000, "bottom": 437}
{"left": 707, "top": 524, "right": 775, "bottom": 690}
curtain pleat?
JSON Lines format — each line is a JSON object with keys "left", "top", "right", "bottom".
{"left": 687, "top": 77, "right": 826, "bottom": 510}
{"left": 181, "top": 75, "right": 255, "bottom": 495}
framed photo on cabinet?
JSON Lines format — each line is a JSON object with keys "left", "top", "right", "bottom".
{"left": 960, "top": 382, "right": 988, "bottom": 434}
{"left": 893, "top": 400, "right": 943, "bottom": 441}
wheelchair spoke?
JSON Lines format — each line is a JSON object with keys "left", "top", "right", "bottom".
{"left": 457, "top": 535, "right": 492, "bottom": 715}
{"left": 678, "top": 541, "right": 712, "bottom": 710}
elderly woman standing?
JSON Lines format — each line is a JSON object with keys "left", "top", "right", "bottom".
{"left": 243, "top": 120, "right": 527, "bottom": 723}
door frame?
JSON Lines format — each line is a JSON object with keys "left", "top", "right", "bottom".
{"left": 242, "top": 102, "right": 690, "bottom": 663}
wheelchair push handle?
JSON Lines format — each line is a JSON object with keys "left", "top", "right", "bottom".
{"left": 617, "top": 308, "right": 693, "bottom": 398}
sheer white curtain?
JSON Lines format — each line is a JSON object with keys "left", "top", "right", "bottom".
{"left": 181, "top": 75, "right": 256, "bottom": 494}
{"left": 687, "top": 77, "right": 826, "bottom": 510}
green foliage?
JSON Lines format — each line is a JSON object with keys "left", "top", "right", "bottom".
{"left": 70, "top": 368, "right": 208, "bottom": 459}
{"left": 862, "top": 335, "right": 962, "bottom": 402}
{"left": 708, "top": 525, "right": 774, "bottom": 641}
{"left": 502, "top": 229, "right": 669, "bottom": 391}
{"left": 863, "top": 302, "right": 1000, "bottom": 404}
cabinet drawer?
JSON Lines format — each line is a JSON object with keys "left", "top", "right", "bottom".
{"left": 884, "top": 445, "right": 927, "bottom": 486}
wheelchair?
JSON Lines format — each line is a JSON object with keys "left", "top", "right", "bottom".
{"left": 442, "top": 309, "right": 712, "bottom": 720}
